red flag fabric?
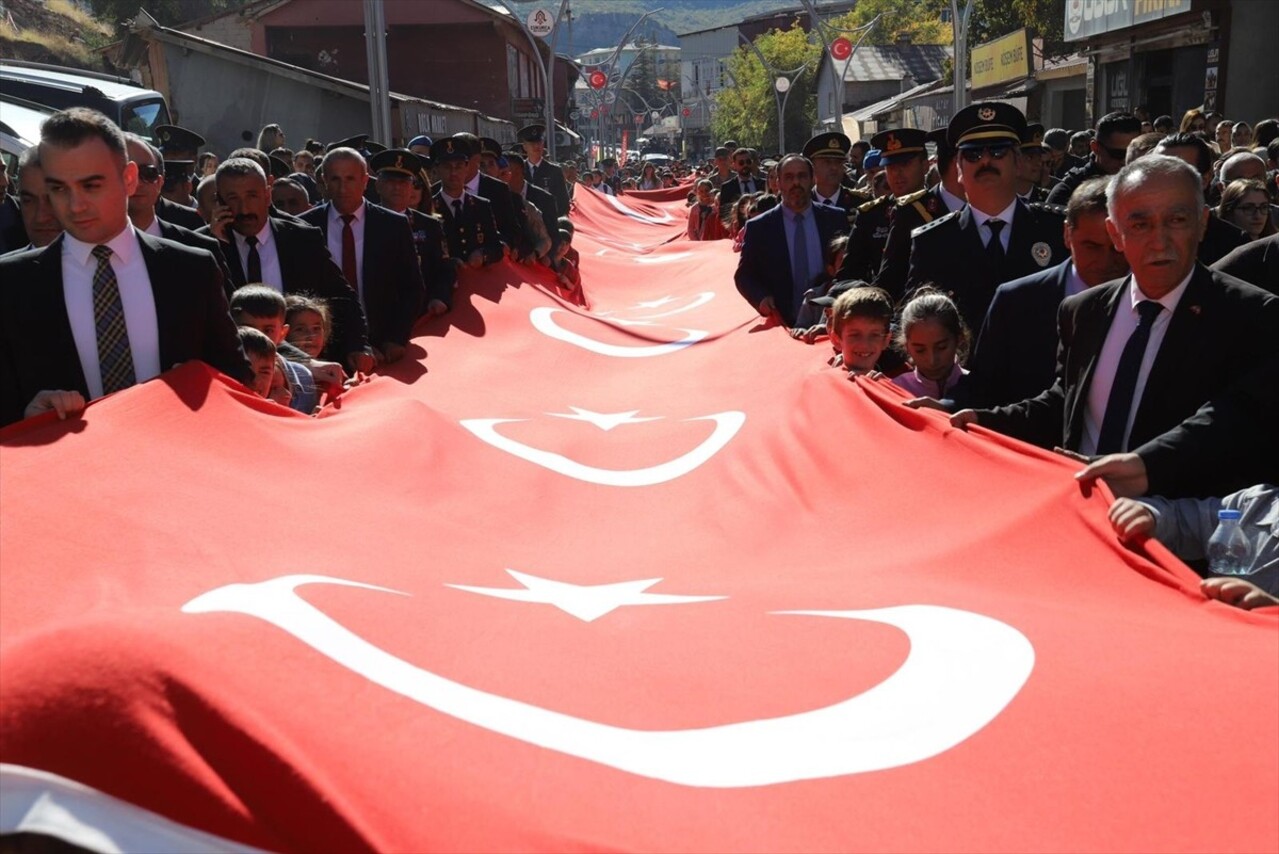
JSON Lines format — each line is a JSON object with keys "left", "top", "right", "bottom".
{"left": 2, "top": 188, "right": 1277, "bottom": 853}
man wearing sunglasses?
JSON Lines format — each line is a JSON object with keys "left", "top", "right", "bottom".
{"left": 123, "top": 133, "right": 232, "bottom": 286}
{"left": 1046, "top": 112, "right": 1142, "bottom": 206}
{"left": 905, "top": 101, "right": 1069, "bottom": 335}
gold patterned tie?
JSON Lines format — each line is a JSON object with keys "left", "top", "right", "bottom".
{"left": 91, "top": 245, "right": 136, "bottom": 394}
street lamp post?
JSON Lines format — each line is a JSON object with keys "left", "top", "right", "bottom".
{"left": 950, "top": 0, "right": 976, "bottom": 118}
{"left": 739, "top": 32, "right": 808, "bottom": 153}
{"left": 494, "top": 0, "right": 571, "bottom": 158}
{"left": 798, "top": 0, "right": 882, "bottom": 131}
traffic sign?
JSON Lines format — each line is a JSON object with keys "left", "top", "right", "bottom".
{"left": 527, "top": 7, "right": 554, "bottom": 38}
{"left": 831, "top": 36, "right": 853, "bottom": 61}
{"left": 589, "top": 70, "right": 607, "bottom": 90}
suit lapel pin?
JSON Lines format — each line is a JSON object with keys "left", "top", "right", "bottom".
{"left": 1188, "top": 304, "right": 1201, "bottom": 315}
{"left": 1031, "top": 242, "right": 1052, "bottom": 267}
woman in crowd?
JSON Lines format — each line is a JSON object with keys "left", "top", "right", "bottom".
{"left": 257, "top": 123, "right": 285, "bottom": 153}
{"left": 1179, "top": 108, "right": 1207, "bottom": 134}
{"left": 1218, "top": 179, "right": 1276, "bottom": 241}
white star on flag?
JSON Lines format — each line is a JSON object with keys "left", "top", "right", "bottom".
{"left": 546, "top": 406, "right": 662, "bottom": 431}
{"left": 446, "top": 569, "right": 727, "bottom": 622}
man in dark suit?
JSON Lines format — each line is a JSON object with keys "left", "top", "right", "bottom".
{"left": 431, "top": 137, "right": 503, "bottom": 269}
{"left": 953, "top": 155, "right": 1279, "bottom": 454}
{"left": 518, "top": 124, "right": 570, "bottom": 219}
{"left": 0, "top": 108, "right": 249, "bottom": 426}
{"left": 1211, "top": 232, "right": 1279, "bottom": 293}
{"left": 6, "top": 147, "right": 61, "bottom": 252}
{"left": 369, "top": 149, "right": 456, "bottom": 317}
{"left": 967, "top": 177, "right": 1130, "bottom": 408}
{"left": 718, "top": 147, "right": 767, "bottom": 220}
{"left": 203, "top": 157, "right": 373, "bottom": 373}
{"left": 734, "top": 153, "right": 850, "bottom": 327}
{"left": 1151, "top": 133, "right": 1249, "bottom": 266}
{"left": 300, "top": 146, "right": 424, "bottom": 364}
{"left": 907, "top": 102, "right": 1068, "bottom": 336}
{"left": 1045, "top": 112, "right": 1141, "bottom": 206}
{"left": 875, "top": 128, "right": 966, "bottom": 300}
{"left": 806, "top": 131, "right": 868, "bottom": 228}
{"left": 0, "top": 165, "right": 27, "bottom": 254}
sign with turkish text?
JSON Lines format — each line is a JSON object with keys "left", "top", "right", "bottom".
{"left": 1065, "top": 0, "right": 1192, "bottom": 41}
{"left": 527, "top": 6, "right": 554, "bottom": 38}
{"left": 971, "top": 28, "right": 1033, "bottom": 89}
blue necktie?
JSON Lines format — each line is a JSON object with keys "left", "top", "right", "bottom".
{"left": 792, "top": 212, "right": 811, "bottom": 302}
{"left": 1096, "top": 300, "right": 1164, "bottom": 454}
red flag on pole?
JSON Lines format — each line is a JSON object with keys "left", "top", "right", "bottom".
{"left": 1, "top": 190, "right": 1276, "bottom": 852}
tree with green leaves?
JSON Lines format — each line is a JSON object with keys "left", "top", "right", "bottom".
{"left": 825, "top": 0, "right": 952, "bottom": 47}
{"left": 711, "top": 22, "right": 820, "bottom": 153}
{"left": 87, "top": 0, "right": 240, "bottom": 33}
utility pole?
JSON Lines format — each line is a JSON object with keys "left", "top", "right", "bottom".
{"left": 362, "top": 0, "right": 392, "bottom": 144}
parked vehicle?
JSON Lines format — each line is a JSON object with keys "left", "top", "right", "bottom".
{"left": 0, "top": 60, "right": 170, "bottom": 143}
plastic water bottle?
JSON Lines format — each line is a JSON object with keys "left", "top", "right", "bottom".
{"left": 1207, "top": 509, "right": 1254, "bottom": 576}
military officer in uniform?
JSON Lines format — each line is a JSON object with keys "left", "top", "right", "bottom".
{"left": 1016, "top": 123, "right": 1050, "bottom": 203}
{"left": 906, "top": 102, "right": 1068, "bottom": 335}
{"left": 518, "top": 124, "right": 571, "bottom": 219}
{"left": 369, "top": 148, "right": 455, "bottom": 317}
{"left": 153, "top": 124, "right": 206, "bottom": 228}
{"left": 875, "top": 128, "right": 965, "bottom": 300}
{"left": 431, "top": 137, "right": 503, "bottom": 269}
{"left": 803, "top": 132, "right": 869, "bottom": 230}
{"left": 839, "top": 127, "right": 929, "bottom": 282}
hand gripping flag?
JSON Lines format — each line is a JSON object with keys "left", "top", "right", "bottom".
{"left": 1, "top": 187, "right": 1276, "bottom": 853}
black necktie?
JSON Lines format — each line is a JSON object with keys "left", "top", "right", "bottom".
{"left": 1096, "top": 300, "right": 1164, "bottom": 454}
{"left": 452, "top": 199, "right": 463, "bottom": 219}
{"left": 245, "top": 234, "right": 262, "bottom": 283}
{"left": 984, "top": 219, "right": 1005, "bottom": 269}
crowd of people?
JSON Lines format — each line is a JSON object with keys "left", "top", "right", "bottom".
{"left": 0, "top": 101, "right": 1275, "bottom": 608}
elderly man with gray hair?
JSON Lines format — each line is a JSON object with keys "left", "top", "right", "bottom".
{"left": 952, "top": 153, "right": 1279, "bottom": 454}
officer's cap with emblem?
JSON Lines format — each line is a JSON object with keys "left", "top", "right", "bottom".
{"left": 869, "top": 128, "right": 928, "bottom": 163}
{"left": 477, "top": 137, "right": 504, "bottom": 158}
{"left": 947, "top": 101, "right": 1027, "bottom": 149}
{"left": 327, "top": 134, "right": 369, "bottom": 153}
{"left": 430, "top": 136, "right": 470, "bottom": 164}
{"left": 516, "top": 124, "right": 546, "bottom": 143}
{"left": 1020, "top": 122, "right": 1047, "bottom": 152}
{"left": 369, "top": 148, "right": 422, "bottom": 178}
{"left": 802, "top": 132, "right": 851, "bottom": 160}
{"left": 154, "top": 124, "right": 204, "bottom": 167}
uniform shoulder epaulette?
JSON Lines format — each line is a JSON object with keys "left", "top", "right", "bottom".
{"left": 858, "top": 195, "right": 889, "bottom": 214}
{"left": 1029, "top": 201, "right": 1067, "bottom": 217}
{"left": 895, "top": 188, "right": 929, "bottom": 207}
{"left": 911, "top": 209, "right": 959, "bottom": 238}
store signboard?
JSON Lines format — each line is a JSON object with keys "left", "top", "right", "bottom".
{"left": 1064, "top": 0, "right": 1190, "bottom": 41}
{"left": 971, "top": 29, "right": 1032, "bottom": 89}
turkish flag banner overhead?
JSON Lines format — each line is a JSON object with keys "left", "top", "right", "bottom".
{"left": 2, "top": 187, "right": 1277, "bottom": 853}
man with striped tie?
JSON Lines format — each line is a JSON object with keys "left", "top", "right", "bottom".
{"left": 0, "top": 108, "right": 250, "bottom": 427}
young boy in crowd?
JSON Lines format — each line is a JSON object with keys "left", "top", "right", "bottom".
{"left": 237, "top": 326, "right": 279, "bottom": 401}
{"left": 553, "top": 228, "right": 582, "bottom": 295}
{"left": 829, "top": 286, "right": 895, "bottom": 377}
{"left": 230, "top": 285, "right": 319, "bottom": 414}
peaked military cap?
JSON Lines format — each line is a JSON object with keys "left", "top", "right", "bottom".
{"left": 430, "top": 136, "right": 469, "bottom": 163}
{"left": 1020, "top": 122, "right": 1047, "bottom": 151}
{"left": 948, "top": 101, "right": 1027, "bottom": 149}
{"left": 477, "top": 137, "right": 504, "bottom": 157}
{"left": 364, "top": 140, "right": 387, "bottom": 155}
{"left": 369, "top": 148, "right": 422, "bottom": 177}
{"left": 327, "top": 134, "right": 369, "bottom": 153}
{"left": 870, "top": 128, "right": 928, "bottom": 162}
{"left": 802, "top": 132, "right": 852, "bottom": 160}
{"left": 517, "top": 124, "right": 546, "bottom": 143}
{"left": 926, "top": 127, "right": 954, "bottom": 156}
{"left": 154, "top": 124, "right": 204, "bottom": 165}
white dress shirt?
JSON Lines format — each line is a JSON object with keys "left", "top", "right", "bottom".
{"left": 61, "top": 225, "right": 161, "bottom": 400}
{"left": 1080, "top": 271, "right": 1192, "bottom": 455}
{"left": 938, "top": 184, "right": 965, "bottom": 213}
{"left": 970, "top": 198, "right": 1018, "bottom": 252}
{"left": 142, "top": 217, "right": 163, "bottom": 237}
{"left": 232, "top": 221, "right": 283, "bottom": 291}
{"left": 326, "top": 202, "right": 365, "bottom": 302}
{"left": 465, "top": 172, "right": 482, "bottom": 196}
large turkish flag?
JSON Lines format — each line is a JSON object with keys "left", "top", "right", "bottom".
{"left": 2, "top": 187, "right": 1276, "bottom": 853}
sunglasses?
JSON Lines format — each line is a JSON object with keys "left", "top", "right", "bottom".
{"left": 960, "top": 144, "right": 1014, "bottom": 163}
{"left": 137, "top": 164, "right": 163, "bottom": 183}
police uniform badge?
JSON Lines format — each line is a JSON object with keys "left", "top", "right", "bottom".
{"left": 1032, "top": 241, "right": 1052, "bottom": 267}
{"left": 978, "top": 106, "right": 996, "bottom": 121}
{"left": 885, "top": 134, "right": 901, "bottom": 152}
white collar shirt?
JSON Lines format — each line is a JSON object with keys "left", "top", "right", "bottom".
{"left": 61, "top": 224, "right": 161, "bottom": 400}
{"left": 938, "top": 184, "right": 965, "bottom": 213}
{"left": 1081, "top": 270, "right": 1193, "bottom": 455}
{"left": 232, "top": 219, "right": 283, "bottom": 291}
{"left": 465, "top": 173, "right": 481, "bottom": 196}
{"left": 969, "top": 198, "right": 1018, "bottom": 252}
{"left": 326, "top": 201, "right": 365, "bottom": 302}
{"left": 142, "top": 216, "right": 163, "bottom": 237}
